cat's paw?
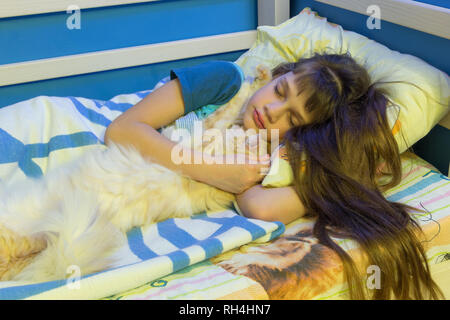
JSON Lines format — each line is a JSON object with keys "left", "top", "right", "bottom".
{"left": 255, "top": 64, "right": 272, "bottom": 82}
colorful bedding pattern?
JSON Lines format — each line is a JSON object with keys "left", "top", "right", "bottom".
{"left": 103, "top": 153, "right": 450, "bottom": 300}
{"left": 0, "top": 90, "right": 284, "bottom": 300}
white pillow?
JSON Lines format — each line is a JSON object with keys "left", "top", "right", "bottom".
{"left": 236, "top": 7, "right": 449, "bottom": 154}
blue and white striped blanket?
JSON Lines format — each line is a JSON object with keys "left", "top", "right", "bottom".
{"left": 0, "top": 86, "right": 285, "bottom": 299}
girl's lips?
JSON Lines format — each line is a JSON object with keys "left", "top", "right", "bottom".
{"left": 253, "top": 109, "right": 265, "bottom": 129}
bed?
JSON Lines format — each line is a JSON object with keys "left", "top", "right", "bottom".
{"left": 0, "top": 0, "right": 449, "bottom": 300}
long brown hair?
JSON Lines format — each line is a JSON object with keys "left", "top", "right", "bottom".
{"left": 273, "top": 52, "right": 444, "bottom": 299}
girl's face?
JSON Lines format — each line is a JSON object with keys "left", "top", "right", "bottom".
{"left": 243, "top": 72, "right": 314, "bottom": 141}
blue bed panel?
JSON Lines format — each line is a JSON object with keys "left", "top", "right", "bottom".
{"left": 414, "top": 0, "right": 450, "bottom": 9}
{"left": 0, "top": 0, "right": 257, "bottom": 107}
{"left": 0, "top": 51, "right": 246, "bottom": 109}
{"left": 0, "top": 0, "right": 257, "bottom": 64}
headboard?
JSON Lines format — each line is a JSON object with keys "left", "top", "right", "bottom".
{"left": 0, "top": 0, "right": 448, "bottom": 174}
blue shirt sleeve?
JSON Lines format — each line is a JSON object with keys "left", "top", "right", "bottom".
{"left": 170, "top": 60, "right": 244, "bottom": 115}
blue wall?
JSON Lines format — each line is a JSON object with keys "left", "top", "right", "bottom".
{"left": 0, "top": 0, "right": 257, "bottom": 107}
{"left": 414, "top": 0, "right": 450, "bottom": 9}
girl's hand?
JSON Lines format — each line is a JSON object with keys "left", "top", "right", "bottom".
{"left": 196, "top": 153, "right": 271, "bottom": 194}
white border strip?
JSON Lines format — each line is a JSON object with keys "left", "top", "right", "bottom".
{"left": 0, "top": 31, "right": 257, "bottom": 87}
{"left": 0, "top": 0, "right": 160, "bottom": 18}
{"left": 315, "top": 0, "right": 450, "bottom": 39}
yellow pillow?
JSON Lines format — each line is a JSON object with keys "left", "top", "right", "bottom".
{"left": 262, "top": 143, "right": 294, "bottom": 187}
{"left": 237, "top": 7, "right": 449, "bottom": 154}
{"left": 240, "top": 8, "right": 449, "bottom": 188}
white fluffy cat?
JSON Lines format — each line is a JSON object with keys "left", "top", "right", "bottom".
{"left": 0, "top": 66, "right": 271, "bottom": 282}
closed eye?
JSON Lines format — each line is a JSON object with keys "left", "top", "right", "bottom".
{"left": 274, "top": 82, "right": 284, "bottom": 98}
{"left": 289, "top": 113, "right": 296, "bottom": 126}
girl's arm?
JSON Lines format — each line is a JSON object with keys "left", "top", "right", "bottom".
{"left": 236, "top": 185, "right": 307, "bottom": 225}
{"left": 107, "top": 79, "right": 185, "bottom": 131}
{"left": 105, "top": 79, "right": 269, "bottom": 194}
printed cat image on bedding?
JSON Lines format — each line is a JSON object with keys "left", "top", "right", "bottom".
{"left": 212, "top": 220, "right": 344, "bottom": 300}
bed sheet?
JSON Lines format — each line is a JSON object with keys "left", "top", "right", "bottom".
{"left": 102, "top": 152, "right": 450, "bottom": 300}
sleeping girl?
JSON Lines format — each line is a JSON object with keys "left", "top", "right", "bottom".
{"left": 0, "top": 52, "right": 443, "bottom": 300}
{"left": 105, "top": 52, "right": 443, "bottom": 300}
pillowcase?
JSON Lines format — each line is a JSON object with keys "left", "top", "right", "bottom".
{"left": 236, "top": 7, "right": 449, "bottom": 187}
{"left": 261, "top": 143, "right": 294, "bottom": 188}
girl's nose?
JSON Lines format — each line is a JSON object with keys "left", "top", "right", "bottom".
{"left": 263, "top": 101, "right": 287, "bottom": 123}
